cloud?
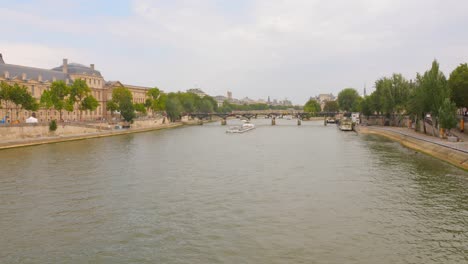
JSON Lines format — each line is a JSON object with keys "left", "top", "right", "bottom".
{"left": 1, "top": 0, "right": 468, "bottom": 103}
{"left": 0, "top": 42, "right": 87, "bottom": 69}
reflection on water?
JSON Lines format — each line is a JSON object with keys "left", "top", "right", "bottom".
{"left": 0, "top": 120, "right": 467, "bottom": 263}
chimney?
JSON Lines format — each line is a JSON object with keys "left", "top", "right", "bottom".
{"left": 4, "top": 71, "right": 9, "bottom": 79}
{"left": 90, "top": 64, "right": 95, "bottom": 70}
{"left": 63, "top": 58, "right": 68, "bottom": 74}
{"left": 22, "top": 73, "right": 27, "bottom": 80}
{"left": 0, "top": 53, "right": 4, "bottom": 64}
{"left": 38, "top": 74, "right": 42, "bottom": 82}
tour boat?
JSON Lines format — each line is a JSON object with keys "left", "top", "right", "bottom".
{"left": 339, "top": 118, "right": 353, "bottom": 131}
{"left": 226, "top": 123, "right": 255, "bottom": 133}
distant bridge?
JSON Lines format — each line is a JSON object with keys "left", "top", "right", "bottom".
{"left": 186, "top": 110, "right": 339, "bottom": 125}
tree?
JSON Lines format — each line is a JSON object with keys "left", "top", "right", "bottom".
{"left": 146, "top": 87, "right": 162, "bottom": 114}
{"left": 154, "top": 93, "right": 167, "bottom": 112}
{"left": 448, "top": 63, "right": 468, "bottom": 108}
{"left": 374, "top": 74, "right": 410, "bottom": 116}
{"left": 419, "top": 60, "right": 449, "bottom": 120}
{"left": 111, "top": 87, "right": 133, "bottom": 105}
{"left": 360, "top": 96, "right": 373, "bottom": 117}
{"left": 323, "top": 101, "right": 339, "bottom": 112}
{"left": 81, "top": 96, "right": 99, "bottom": 116}
{"left": 198, "top": 97, "right": 216, "bottom": 113}
{"left": 9, "top": 84, "right": 38, "bottom": 120}
{"left": 108, "top": 87, "right": 133, "bottom": 121}
{"left": 438, "top": 98, "right": 458, "bottom": 133}
{"left": 40, "top": 90, "right": 54, "bottom": 121}
{"left": 201, "top": 96, "right": 218, "bottom": 112}
{"left": 304, "top": 99, "right": 321, "bottom": 113}
{"left": 165, "top": 93, "right": 183, "bottom": 122}
{"left": 69, "top": 79, "right": 98, "bottom": 120}
{"left": 120, "top": 98, "right": 135, "bottom": 122}
{"left": 134, "top": 103, "right": 147, "bottom": 116}
{"left": 0, "top": 82, "right": 14, "bottom": 120}
{"left": 49, "top": 80, "right": 72, "bottom": 121}
{"left": 338, "top": 88, "right": 360, "bottom": 112}
{"left": 106, "top": 100, "right": 119, "bottom": 117}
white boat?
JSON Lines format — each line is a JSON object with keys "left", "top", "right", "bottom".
{"left": 339, "top": 118, "right": 353, "bottom": 131}
{"left": 226, "top": 123, "right": 255, "bottom": 133}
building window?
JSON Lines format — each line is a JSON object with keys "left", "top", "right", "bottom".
{"left": 31, "top": 85, "right": 35, "bottom": 96}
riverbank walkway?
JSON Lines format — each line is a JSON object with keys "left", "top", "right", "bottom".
{"left": 362, "top": 126, "right": 468, "bottom": 153}
{"left": 0, "top": 122, "right": 183, "bottom": 150}
{"left": 357, "top": 125, "right": 468, "bottom": 170}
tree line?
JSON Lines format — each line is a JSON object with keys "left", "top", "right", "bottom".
{"left": 360, "top": 60, "right": 465, "bottom": 132}
{"left": 0, "top": 79, "right": 99, "bottom": 123}
{"left": 303, "top": 60, "right": 467, "bottom": 132}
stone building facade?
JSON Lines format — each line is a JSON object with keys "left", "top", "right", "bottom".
{"left": 0, "top": 54, "right": 152, "bottom": 123}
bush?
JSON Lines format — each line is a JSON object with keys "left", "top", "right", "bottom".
{"left": 49, "top": 120, "right": 57, "bottom": 131}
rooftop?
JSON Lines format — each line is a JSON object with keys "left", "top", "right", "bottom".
{"left": 52, "top": 63, "right": 102, "bottom": 77}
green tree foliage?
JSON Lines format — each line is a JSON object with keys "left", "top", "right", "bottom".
{"left": 106, "top": 100, "right": 119, "bottom": 116}
{"left": 0, "top": 82, "right": 12, "bottom": 112}
{"left": 165, "top": 93, "right": 183, "bottom": 121}
{"left": 134, "top": 103, "right": 147, "bottom": 115}
{"left": 418, "top": 60, "right": 449, "bottom": 119}
{"left": 438, "top": 98, "right": 458, "bottom": 130}
{"left": 68, "top": 79, "right": 99, "bottom": 120}
{"left": 49, "top": 119, "right": 57, "bottom": 131}
{"left": 337, "top": 88, "right": 360, "bottom": 112}
{"left": 374, "top": 74, "right": 410, "bottom": 115}
{"left": 447, "top": 63, "right": 468, "bottom": 108}
{"left": 218, "top": 100, "right": 292, "bottom": 112}
{"left": 198, "top": 97, "right": 216, "bottom": 113}
{"left": 40, "top": 90, "right": 54, "bottom": 120}
{"left": 1, "top": 83, "right": 39, "bottom": 120}
{"left": 146, "top": 87, "right": 165, "bottom": 113}
{"left": 303, "top": 99, "right": 321, "bottom": 113}
{"left": 323, "top": 101, "right": 339, "bottom": 112}
{"left": 120, "top": 98, "right": 135, "bottom": 123}
{"left": 49, "top": 80, "right": 72, "bottom": 121}
{"left": 218, "top": 100, "right": 233, "bottom": 113}
{"left": 81, "top": 96, "right": 99, "bottom": 114}
{"left": 111, "top": 87, "right": 133, "bottom": 105}
{"left": 360, "top": 96, "right": 373, "bottom": 117}
{"left": 155, "top": 93, "right": 167, "bottom": 111}
{"left": 108, "top": 87, "right": 135, "bottom": 122}
{"left": 201, "top": 96, "right": 218, "bottom": 112}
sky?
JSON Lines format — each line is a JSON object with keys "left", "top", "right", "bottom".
{"left": 1, "top": 0, "right": 467, "bottom": 104}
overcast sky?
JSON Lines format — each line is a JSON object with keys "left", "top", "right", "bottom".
{"left": 1, "top": 0, "right": 467, "bottom": 104}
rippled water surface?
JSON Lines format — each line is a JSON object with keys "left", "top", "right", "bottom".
{"left": 1, "top": 120, "right": 467, "bottom": 263}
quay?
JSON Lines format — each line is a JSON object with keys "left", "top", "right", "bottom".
{"left": 0, "top": 122, "right": 183, "bottom": 150}
{"left": 357, "top": 126, "right": 468, "bottom": 171}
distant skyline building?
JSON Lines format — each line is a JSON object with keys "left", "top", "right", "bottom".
{"left": 186, "top": 88, "right": 207, "bottom": 98}
{"left": 313, "top": 93, "right": 336, "bottom": 110}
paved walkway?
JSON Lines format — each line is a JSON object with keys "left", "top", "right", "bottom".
{"left": 362, "top": 126, "right": 468, "bottom": 153}
{"left": 0, "top": 123, "right": 183, "bottom": 150}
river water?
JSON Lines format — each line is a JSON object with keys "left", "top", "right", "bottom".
{"left": 0, "top": 119, "right": 467, "bottom": 263}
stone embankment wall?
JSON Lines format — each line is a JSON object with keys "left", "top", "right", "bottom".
{"left": 0, "top": 124, "right": 101, "bottom": 141}
{"left": 0, "top": 117, "right": 170, "bottom": 142}
{"left": 132, "top": 118, "right": 168, "bottom": 128}
{"left": 358, "top": 126, "right": 468, "bottom": 171}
